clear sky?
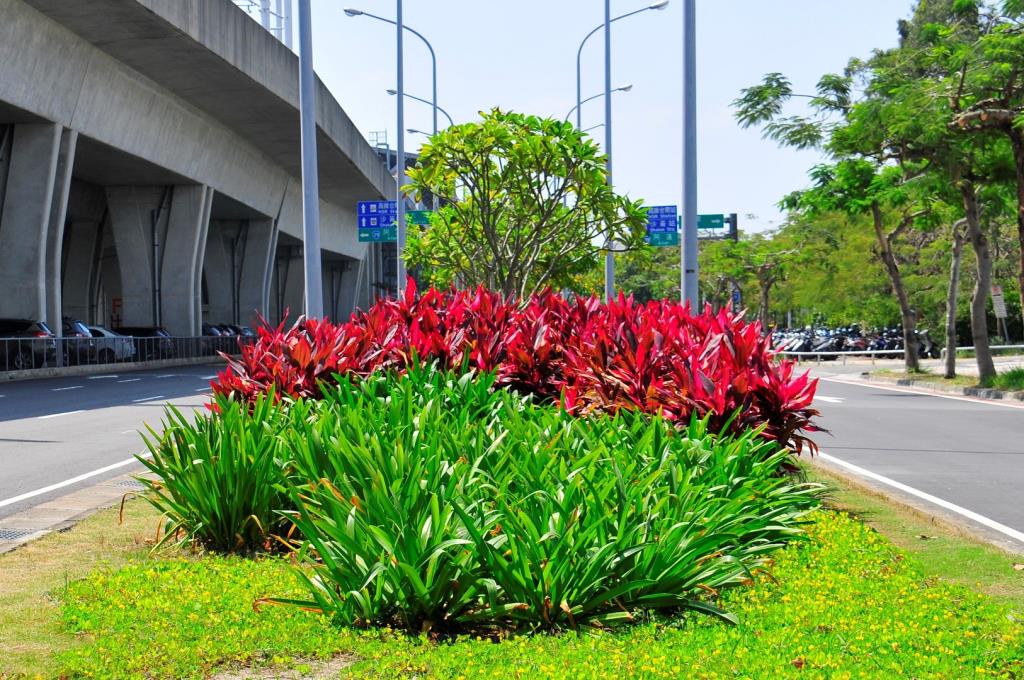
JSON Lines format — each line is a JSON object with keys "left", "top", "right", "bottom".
{"left": 294, "top": 1, "right": 913, "bottom": 232}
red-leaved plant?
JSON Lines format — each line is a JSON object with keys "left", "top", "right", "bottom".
{"left": 214, "top": 281, "right": 820, "bottom": 452}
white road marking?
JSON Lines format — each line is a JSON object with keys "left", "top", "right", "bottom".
{"left": 821, "top": 376, "right": 1024, "bottom": 410}
{"left": 0, "top": 453, "right": 151, "bottom": 510}
{"left": 200, "top": 375, "right": 217, "bottom": 380}
{"left": 816, "top": 396, "right": 844, "bottom": 404}
{"left": 117, "top": 378, "right": 141, "bottom": 383}
{"left": 819, "top": 451, "right": 1024, "bottom": 546}
{"left": 155, "top": 374, "right": 177, "bottom": 379}
{"left": 132, "top": 395, "right": 165, "bottom": 403}
{"left": 195, "top": 387, "right": 211, "bottom": 393}
{"left": 51, "top": 385, "right": 82, "bottom": 392}
{"left": 87, "top": 375, "right": 119, "bottom": 380}
{"left": 37, "top": 410, "right": 84, "bottom": 419}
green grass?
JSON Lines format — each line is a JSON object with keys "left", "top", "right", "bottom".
{"left": 806, "top": 464, "right": 1024, "bottom": 610}
{"left": 988, "top": 367, "right": 1024, "bottom": 391}
{"left": 44, "top": 510, "right": 1024, "bottom": 679}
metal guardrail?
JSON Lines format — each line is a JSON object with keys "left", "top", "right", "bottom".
{"left": 0, "top": 335, "right": 254, "bottom": 373}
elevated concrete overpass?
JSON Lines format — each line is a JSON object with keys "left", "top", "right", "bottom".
{"left": 0, "top": 0, "right": 395, "bottom": 335}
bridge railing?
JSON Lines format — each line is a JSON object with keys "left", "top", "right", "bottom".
{"left": 0, "top": 335, "right": 254, "bottom": 373}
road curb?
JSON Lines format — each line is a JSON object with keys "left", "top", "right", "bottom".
{"left": 0, "top": 473, "right": 149, "bottom": 555}
{"left": 865, "top": 374, "right": 1024, "bottom": 401}
{"left": 808, "top": 457, "right": 1024, "bottom": 556}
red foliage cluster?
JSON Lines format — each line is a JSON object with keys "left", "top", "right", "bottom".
{"left": 214, "top": 282, "right": 820, "bottom": 452}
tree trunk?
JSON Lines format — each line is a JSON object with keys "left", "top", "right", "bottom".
{"left": 758, "top": 278, "right": 771, "bottom": 332}
{"left": 871, "top": 202, "right": 919, "bottom": 372}
{"left": 961, "top": 181, "right": 997, "bottom": 382}
{"left": 1010, "top": 132, "right": 1024, "bottom": 337}
{"left": 944, "top": 219, "right": 966, "bottom": 379}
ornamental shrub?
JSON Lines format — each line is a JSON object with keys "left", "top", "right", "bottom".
{"left": 214, "top": 283, "right": 819, "bottom": 452}
{"left": 277, "top": 367, "right": 820, "bottom": 632}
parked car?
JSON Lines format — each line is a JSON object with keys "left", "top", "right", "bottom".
{"left": 0, "top": 318, "right": 57, "bottom": 370}
{"left": 88, "top": 325, "right": 137, "bottom": 363}
{"left": 62, "top": 317, "right": 97, "bottom": 365}
{"left": 115, "top": 326, "right": 176, "bottom": 360}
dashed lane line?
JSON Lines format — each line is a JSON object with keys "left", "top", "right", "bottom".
{"left": 131, "top": 396, "right": 165, "bottom": 403}
{"left": 51, "top": 385, "right": 83, "bottom": 392}
{"left": 117, "top": 378, "right": 141, "bottom": 384}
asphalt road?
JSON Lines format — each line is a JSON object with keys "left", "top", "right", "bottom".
{"left": 0, "top": 365, "right": 220, "bottom": 519}
{"left": 810, "top": 368, "right": 1024, "bottom": 548}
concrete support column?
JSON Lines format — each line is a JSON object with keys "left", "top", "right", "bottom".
{"left": 202, "top": 222, "right": 234, "bottom": 325}
{"left": 162, "top": 185, "right": 213, "bottom": 335}
{"left": 45, "top": 129, "right": 78, "bottom": 333}
{"left": 237, "top": 218, "right": 277, "bottom": 328}
{"left": 61, "top": 219, "right": 101, "bottom": 322}
{"left": 0, "top": 123, "right": 62, "bottom": 321}
{"left": 105, "top": 186, "right": 163, "bottom": 327}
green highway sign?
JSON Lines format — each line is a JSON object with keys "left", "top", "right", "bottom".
{"left": 648, "top": 232, "right": 679, "bottom": 247}
{"left": 407, "top": 210, "right": 433, "bottom": 226}
{"left": 697, "top": 213, "right": 725, "bottom": 229}
{"left": 358, "top": 226, "right": 397, "bottom": 243}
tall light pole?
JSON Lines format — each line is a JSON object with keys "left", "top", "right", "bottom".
{"left": 564, "top": 84, "right": 632, "bottom": 122}
{"left": 574, "top": 2, "right": 668, "bottom": 130}
{"left": 395, "top": 0, "right": 406, "bottom": 294}
{"left": 387, "top": 90, "right": 454, "bottom": 127}
{"left": 681, "top": 0, "right": 698, "bottom": 308}
{"left": 297, "top": 0, "right": 322, "bottom": 317}
{"left": 343, "top": 9, "right": 438, "bottom": 140}
{"left": 603, "top": 0, "right": 614, "bottom": 302}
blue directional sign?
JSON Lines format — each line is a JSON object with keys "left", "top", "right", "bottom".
{"left": 357, "top": 200, "right": 398, "bottom": 242}
{"left": 644, "top": 205, "right": 679, "bottom": 246}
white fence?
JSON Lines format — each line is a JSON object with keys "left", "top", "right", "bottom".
{"left": 777, "top": 344, "right": 1024, "bottom": 366}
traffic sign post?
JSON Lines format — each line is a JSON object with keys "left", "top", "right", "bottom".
{"left": 645, "top": 205, "right": 679, "bottom": 247}
{"left": 407, "top": 210, "right": 433, "bottom": 226}
{"left": 992, "top": 285, "right": 1011, "bottom": 341}
{"left": 357, "top": 200, "right": 398, "bottom": 242}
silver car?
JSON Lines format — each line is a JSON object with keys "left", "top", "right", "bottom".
{"left": 88, "top": 325, "right": 137, "bottom": 363}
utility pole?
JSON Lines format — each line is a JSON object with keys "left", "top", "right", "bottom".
{"left": 603, "top": 0, "right": 615, "bottom": 302}
{"left": 297, "top": 0, "right": 323, "bottom": 317}
{"left": 680, "top": 0, "right": 698, "bottom": 308}
{"left": 395, "top": 0, "right": 407, "bottom": 295}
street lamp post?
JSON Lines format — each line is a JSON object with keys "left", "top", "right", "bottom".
{"left": 343, "top": 8, "right": 439, "bottom": 139}
{"left": 387, "top": 90, "right": 454, "bottom": 127}
{"left": 574, "top": 1, "right": 667, "bottom": 302}
{"left": 574, "top": 1, "right": 668, "bottom": 130}
{"left": 345, "top": 7, "right": 441, "bottom": 247}
{"left": 296, "top": 0, "right": 323, "bottom": 317}
{"left": 681, "top": 0, "right": 698, "bottom": 307}
{"left": 395, "top": 0, "right": 406, "bottom": 294}
{"left": 564, "top": 85, "right": 632, "bottom": 122}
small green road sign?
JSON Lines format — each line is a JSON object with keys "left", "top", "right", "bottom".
{"left": 407, "top": 210, "right": 433, "bottom": 225}
{"left": 697, "top": 213, "right": 725, "bottom": 229}
{"left": 648, "top": 232, "right": 679, "bottom": 247}
{"left": 358, "top": 226, "right": 397, "bottom": 243}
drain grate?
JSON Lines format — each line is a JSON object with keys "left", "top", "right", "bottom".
{"left": 114, "top": 480, "right": 147, "bottom": 490}
{"left": 0, "top": 528, "right": 34, "bottom": 541}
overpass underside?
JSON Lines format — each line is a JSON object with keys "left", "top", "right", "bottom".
{"left": 0, "top": 0, "right": 396, "bottom": 334}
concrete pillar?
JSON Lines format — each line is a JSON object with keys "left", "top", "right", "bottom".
{"left": 45, "top": 129, "right": 78, "bottom": 333}
{"left": 105, "top": 186, "right": 163, "bottom": 327}
{"left": 202, "top": 222, "right": 234, "bottom": 325}
{"left": 237, "top": 218, "right": 277, "bottom": 328}
{"left": 0, "top": 123, "right": 62, "bottom": 321}
{"left": 61, "top": 219, "right": 101, "bottom": 322}
{"left": 162, "top": 185, "right": 212, "bottom": 336}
